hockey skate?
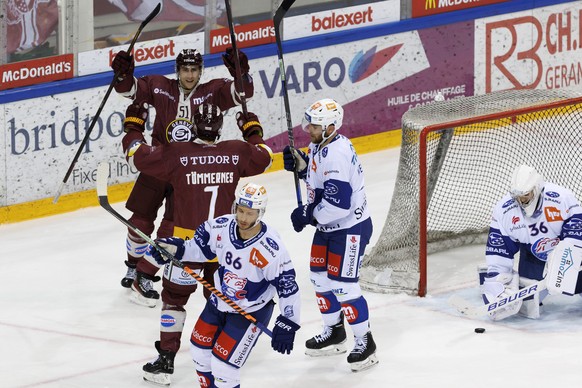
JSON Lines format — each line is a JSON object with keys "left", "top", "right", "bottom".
{"left": 305, "top": 320, "right": 347, "bottom": 357}
{"left": 347, "top": 332, "right": 379, "bottom": 372}
{"left": 121, "top": 260, "right": 137, "bottom": 288}
{"left": 130, "top": 272, "right": 160, "bottom": 308}
{"left": 143, "top": 341, "right": 175, "bottom": 386}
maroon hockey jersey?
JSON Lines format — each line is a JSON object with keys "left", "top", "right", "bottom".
{"left": 131, "top": 138, "right": 271, "bottom": 231}
{"left": 118, "top": 74, "right": 254, "bottom": 146}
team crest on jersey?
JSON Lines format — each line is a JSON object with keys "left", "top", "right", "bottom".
{"left": 222, "top": 270, "right": 248, "bottom": 300}
{"left": 165, "top": 119, "right": 194, "bottom": 143}
{"left": 233, "top": 155, "right": 239, "bottom": 165}
{"left": 531, "top": 237, "right": 560, "bottom": 261}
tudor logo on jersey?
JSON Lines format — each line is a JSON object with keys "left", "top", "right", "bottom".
{"left": 165, "top": 118, "right": 194, "bottom": 143}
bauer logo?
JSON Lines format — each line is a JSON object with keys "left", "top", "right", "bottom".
{"left": 161, "top": 314, "right": 177, "bottom": 328}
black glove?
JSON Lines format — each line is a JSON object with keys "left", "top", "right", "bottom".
{"left": 111, "top": 50, "right": 135, "bottom": 81}
{"left": 222, "top": 48, "right": 249, "bottom": 78}
{"left": 148, "top": 237, "right": 186, "bottom": 265}
{"left": 283, "top": 146, "right": 308, "bottom": 179}
{"left": 123, "top": 102, "right": 149, "bottom": 133}
{"left": 271, "top": 315, "right": 300, "bottom": 355}
{"left": 290, "top": 203, "right": 317, "bottom": 232}
{"left": 236, "top": 111, "right": 263, "bottom": 141}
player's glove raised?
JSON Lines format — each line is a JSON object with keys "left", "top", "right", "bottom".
{"left": 148, "top": 237, "right": 186, "bottom": 265}
{"left": 271, "top": 315, "right": 300, "bottom": 355}
{"left": 124, "top": 102, "right": 149, "bottom": 133}
{"left": 283, "top": 146, "right": 308, "bottom": 179}
{"left": 111, "top": 50, "right": 135, "bottom": 90}
{"left": 222, "top": 48, "right": 249, "bottom": 78}
{"left": 236, "top": 111, "right": 263, "bottom": 141}
{"left": 290, "top": 203, "right": 317, "bottom": 232}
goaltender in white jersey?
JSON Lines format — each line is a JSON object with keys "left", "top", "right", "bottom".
{"left": 481, "top": 164, "right": 582, "bottom": 320}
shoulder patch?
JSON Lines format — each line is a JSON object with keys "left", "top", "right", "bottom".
{"left": 215, "top": 217, "right": 229, "bottom": 224}
{"left": 546, "top": 191, "right": 560, "bottom": 198}
{"left": 266, "top": 237, "right": 279, "bottom": 251}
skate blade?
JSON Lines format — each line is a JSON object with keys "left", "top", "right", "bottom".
{"left": 143, "top": 371, "right": 171, "bottom": 386}
{"left": 349, "top": 353, "right": 379, "bottom": 372}
{"left": 305, "top": 343, "right": 347, "bottom": 357}
{"left": 129, "top": 290, "right": 158, "bottom": 308}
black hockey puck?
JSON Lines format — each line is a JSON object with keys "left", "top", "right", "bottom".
{"left": 474, "top": 328, "right": 486, "bottom": 333}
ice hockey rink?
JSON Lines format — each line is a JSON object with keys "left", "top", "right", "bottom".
{"left": 4, "top": 148, "right": 582, "bottom": 388}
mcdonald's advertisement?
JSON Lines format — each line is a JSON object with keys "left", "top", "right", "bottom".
{"left": 412, "top": 0, "right": 508, "bottom": 18}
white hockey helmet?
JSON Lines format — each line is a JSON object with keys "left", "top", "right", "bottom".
{"left": 509, "top": 164, "right": 544, "bottom": 217}
{"left": 232, "top": 183, "right": 268, "bottom": 226}
{"left": 301, "top": 98, "right": 343, "bottom": 142}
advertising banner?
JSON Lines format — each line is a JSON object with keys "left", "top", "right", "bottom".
{"left": 284, "top": 1, "right": 400, "bottom": 40}
{"left": 209, "top": 20, "right": 275, "bottom": 54}
{"left": 78, "top": 33, "right": 204, "bottom": 76}
{"left": 412, "top": 0, "right": 507, "bottom": 18}
{"left": 0, "top": 54, "right": 74, "bottom": 90}
{"left": 475, "top": 2, "right": 582, "bottom": 93}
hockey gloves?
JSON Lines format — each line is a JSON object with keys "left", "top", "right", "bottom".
{"left": 271, "top": 315, "right": 300, "bottom": 355}
{"left": 222, "top": 47, "right": 249, "bottom": 78}
{"left": 148, "top": 237, "right": 186, "bottom": 265}
{"left": 283, "top": 146, "right": 308, "bottom": 179}
{"left": 111, "top": 50, "right": 135, "bottom": 90}
{"left": 236, "top": 111, "right": 263, "bottom": 141}
{"left": 124, "top": 102, "right": 149, "bottom": 133}
{"left": 290, "top": 203, "right": 317, "bottom": 232}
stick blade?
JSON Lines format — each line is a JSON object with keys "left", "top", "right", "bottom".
{"left": 96, "top": 162, "right": 110, "bottom": 198}
{"left": 142, "top": 3, "right": 162, "bottom": 26}
{"left": 274, "top": 0, "right": 296, "bottom": 26}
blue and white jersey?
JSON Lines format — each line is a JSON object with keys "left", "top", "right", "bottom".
{"left": 181, "top": 215, "right": 300, "bottom": 325}
{"left": 486, "top": 182, "right": 582, "bottom": 275}
{"left": 305, "top": 134, "right": 370, "bottom": 232}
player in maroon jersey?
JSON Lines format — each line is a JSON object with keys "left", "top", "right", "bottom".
{"left": 111, "top": 47, "right": 253, "bottom": 306}
{"left": 122, "top": 100, "right": 272, "bottom": 385}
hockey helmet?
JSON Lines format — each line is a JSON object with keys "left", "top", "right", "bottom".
{"left": 232, "top": 183, "right": 268, "bottom": 226}
{"left": 509, "top": 164, "right": 544, "bottom": 217}
{"left": 176, "top": 49, "right": 203, "bottom": 72}
{"left": 193, "top": 103, "right": 223, "bottom": 143}
{"left": 301, "top": 98, "right": 343, "bottom": 142}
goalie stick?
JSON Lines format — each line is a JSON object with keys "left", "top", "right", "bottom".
{"left": 53, "top": 3, "right": 162, "bottom": 204}
{"left": 95, "top": 162, "right": 273, "bottom": 338}
{"left": 273, "top": 0, "right": 302, "bottom": 207}
{"left": 448, "top": 279, "right": 547, "bottom": 318}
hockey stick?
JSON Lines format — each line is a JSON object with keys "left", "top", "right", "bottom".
{"left": 53, "top": 3, "right": 162, "bottom": 204}
{"left": 448, "top": 279, "right": 547, "bottom": 318}
{"left": 273, "top": 0, "right": 302, "bottom": 207}
{"left": 224, "top": 0, "right": 248, "bottom": 115}
{"left": 95, "top": 162, "right": 273, "bottom": 337}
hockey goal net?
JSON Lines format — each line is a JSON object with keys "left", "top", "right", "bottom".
{"left": 361, "top": 89, "right": 582, "bottom": 297}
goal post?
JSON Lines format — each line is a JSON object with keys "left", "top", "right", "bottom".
{"left": 361, "top": 89, "right": 582, "bottom": 297}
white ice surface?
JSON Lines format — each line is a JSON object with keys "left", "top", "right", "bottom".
{"left": 3, "top": 148, "right": 582, "bottom": 388}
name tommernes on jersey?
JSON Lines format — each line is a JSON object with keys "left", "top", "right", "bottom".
{"left": 186, "top": 171, "right": 234, "bottom": 185}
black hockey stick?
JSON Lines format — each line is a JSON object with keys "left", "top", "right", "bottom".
{"left": 95, "top": 162, "right": 273, "bottom": 337}
{"left": 274, "top": 0, "right": 302, "bottom": 206}
{"left": 53, "top": 3, "right": 162, "bottom": 204}
{"left": 224, "top": 0, "right": 248, "bottom": 115}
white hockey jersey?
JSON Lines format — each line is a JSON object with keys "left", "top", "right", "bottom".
{"left": 486, "top": 182, "right": 582, "bottom": 275}
{"left": 181, "top": 215, "right": 300, "bottom": 325}
{"left": 305, "top": 134, "right": 370, "bottom": 232}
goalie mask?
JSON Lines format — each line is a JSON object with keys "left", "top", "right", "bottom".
{"left": 232, "top": 183, "right": 268, "bottom": 227}
{"left": 510, "top": 164, "right": 544, "bottom": 217}
{"left": 301, "top": 98, "right": 343, "bottom": 143}
{"left": 193, "top": 103, "right": 223, "bottom": 143}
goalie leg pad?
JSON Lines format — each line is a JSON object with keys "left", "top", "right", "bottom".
{"left": 545, "top": 239, "right": 582, "bottom": 296}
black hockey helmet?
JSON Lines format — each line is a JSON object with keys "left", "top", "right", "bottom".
{"left": 175, "top": 49, "right": 203, "bottom": 72}
{"left": 194, "top": 103, "right": 223, "bottom": 143}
